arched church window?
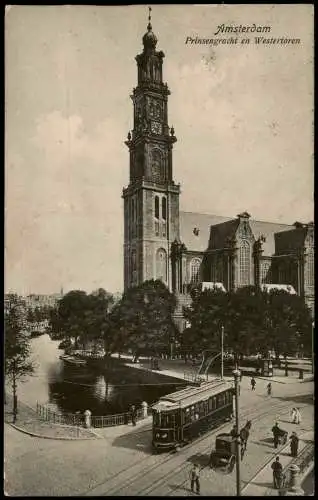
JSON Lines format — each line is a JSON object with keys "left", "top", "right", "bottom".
{"left": 131, "top": 250, "right": 137, "bottom": 285}
{"left": 155, "top": 196, "right": 159, "bottom": 219}
{"left": 162, "top": 197, "right": 167, "bottom": 220}
{"left": 305, "top": 249, "right": 314, "bottom": 287}
{"left": 239, "top": 241, "right": 250, "bottom": 286}
{"left": 190, "top": 258, "right": 201, "bottom": 284}
{"left": 261, "top": 261, "right": 271, "bottom": 284}
{"left": 156, "top": 248, "right": 167, "bottom": 283}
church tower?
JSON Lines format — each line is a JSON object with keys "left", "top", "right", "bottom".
{"left": 123, "top": 9, "right": 180, "bottom": 291}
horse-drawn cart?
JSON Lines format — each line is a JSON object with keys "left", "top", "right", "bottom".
{"left": 209, "top": 433, "right": 236, "bottom": 473}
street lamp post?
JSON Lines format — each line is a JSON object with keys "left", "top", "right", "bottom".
{"left": 233, "top": 369, "right": 241, "bottom": 496}
{"left": 221, "top": 326, "right": 224, "bottom": 380}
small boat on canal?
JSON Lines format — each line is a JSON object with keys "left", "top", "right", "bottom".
{"left": 59, "top": 354, "right": 87, "bottom": 366}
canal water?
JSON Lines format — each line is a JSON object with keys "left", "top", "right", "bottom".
{"left": 17, "top": 335, "right": 180, "bottom": 416}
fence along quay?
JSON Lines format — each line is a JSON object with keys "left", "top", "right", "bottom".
{"left": 36, "top": 402, "right": 151, "bottom": 428}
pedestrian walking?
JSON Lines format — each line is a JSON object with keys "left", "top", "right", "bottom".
{"left": 267, "top": 382, "right": 272, "bottom": 396}
{"left": 291, "top": 407, "right": 297, "bottom": 424}
{"left": 251, "top": 377, "right": 256, "bottom": 391}
{"left": 272, "top": 422, "right": 281, "bottom": 449}
{"left": 295, "top": 408, "right": 302, "bottom": 425}
{"left": 271, "top": 456, "right": 283, "bottom": 489}
{"left": 131, "top": 405, "right": 137, "bottom": 426}
{"left": 189, "top": 464, "right": 200, "bottom": 495}
{"left": 290, "top": 432, "right": 299, "bottom": 457}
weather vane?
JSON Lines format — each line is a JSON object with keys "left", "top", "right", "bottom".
{"left": 148, "top": 6, "right": 152, "bottom": 23}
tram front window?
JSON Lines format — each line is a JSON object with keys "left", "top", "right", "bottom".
{"left": 153, "top": 411, "right": 175, "bottom": 428}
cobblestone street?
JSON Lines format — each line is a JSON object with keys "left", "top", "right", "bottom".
{"left": 5, "top": 379, "right": 314, "bottom": 496}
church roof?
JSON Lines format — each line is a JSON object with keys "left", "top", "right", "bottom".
{"left": 249, "top": 220, "right": 293, "bottom": 255}
{"left": 180, "top": 211, "right": 293, "bottom": 256}
{"left": 274, "top": 227, "right": 307, "bottom": 254}
{"left": 179, "top": 211, "right": 231, "bottom": 252}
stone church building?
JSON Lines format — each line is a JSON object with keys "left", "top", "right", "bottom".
{"left": 122, "top": 17, "right": 314, "bottom": 331}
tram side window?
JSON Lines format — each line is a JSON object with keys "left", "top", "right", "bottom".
{"left": 208, "top": 396, "right": 213, "bottom": 411}
{"left": 153, "top": 411, "right": 160, "bottom": 426}
{"left": 185, "top": 408, "right": 191, "bottom": 424}
{"left": 212, "top": 396, "right": 217, "bottom": 410}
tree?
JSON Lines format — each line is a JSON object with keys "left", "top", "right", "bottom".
{"left": 85, "top": 288, "right": 115, "bottom": 359}
{"left": 182, "top": 285, "right": 313, "bottom": 362}
{"left": 261, "top": 290, "right": 312, "bottom": 359}
{"left": 5, "top": 294, "right": 34, "bottom": 422}
{"left": 113, "top": 280, "right": 177, "bottom": 358}
{"left": 183, "top": 288, "right": 228, "bottom": 356}
{"left": 50, "top": 290, "right": 90, "bottom": 348}
{"left": 49, "top": 288, "right": 116, "bottom": 356}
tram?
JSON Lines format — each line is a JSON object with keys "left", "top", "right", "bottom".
{"left": 151, "top": 380, "right": 233, "bottom": 452}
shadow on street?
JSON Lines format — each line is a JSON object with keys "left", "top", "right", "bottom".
{"left": 275, "top": 393, "right": 314, "bottom": 406}
{"left": 112, "top": 428, "right": 153, "bottom": 454}
{"left": 186, "top": 453, "right": 210, "bottom": 467}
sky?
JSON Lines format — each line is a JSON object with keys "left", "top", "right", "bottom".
{"left": 5, "top": 4, "right": 314, "bottom": 296}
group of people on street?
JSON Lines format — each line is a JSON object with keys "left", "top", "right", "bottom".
{"left": 249, "top": 377, "right": 273, "bottom": 396}
{"left": 271, "top": 430, "right": 300, "bottom": 491}
{"left": 189, "top": 406, "right": 302, "bottom": 495}
{"left": 270, "top": 408, "right": 303, "bottom": 491}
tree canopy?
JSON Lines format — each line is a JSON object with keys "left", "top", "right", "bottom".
{"left": 50, "top": 289, "right": 115, "bottom": 353}
{"left": 111, "top": 280, "right": 177, "bottom": 357}
{"left": 183, "top": 286, "right": 312, "bottom": 359}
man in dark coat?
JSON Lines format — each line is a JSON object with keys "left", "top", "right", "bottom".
{"left": 251, "top": 377, "right": 256, "bottom": 390}
{"left": 272, "top": 422, "right": 281, "bottom": 449}
{"left": 131, "top": 405, "right": 137, "bottom": 426}
{"left": 271, "top": 456, "right": 283, "bottom": 489}
{"left": 290, "top": 432, "right": 299, "bottom": 457}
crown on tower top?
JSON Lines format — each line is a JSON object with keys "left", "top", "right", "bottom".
{"left": 142, "top": 7, "right": 157, "bottom": 51}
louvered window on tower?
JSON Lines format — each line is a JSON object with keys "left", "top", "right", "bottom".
{"left": 154, "top": 196, "right": 160, "bottom": 236}
{"left": 162, "top": 197, "right": 167, "bottom": 237}
{"left": 162, "top": 197, "right": 167, "bottom": 220}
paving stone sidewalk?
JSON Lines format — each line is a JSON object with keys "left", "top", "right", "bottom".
{"left": 242, "top": 430, "right": 314, "bottom": 496}
{"left": 123, "top": 356, "right": 313, "bottom": 385}
{"left": 4, "top": 395, "right": 98, "bottom": 440}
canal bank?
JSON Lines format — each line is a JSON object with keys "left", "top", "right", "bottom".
{"left": 8, "top": 335, "right": 189, "bottom": 420}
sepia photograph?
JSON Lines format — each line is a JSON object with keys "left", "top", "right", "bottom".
{"left": 4, "top": 4, "right": 314, "bottom": 496}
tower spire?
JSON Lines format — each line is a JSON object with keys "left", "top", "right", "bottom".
{"left": 148, "top": 6, "right": 152, "bottom": 27}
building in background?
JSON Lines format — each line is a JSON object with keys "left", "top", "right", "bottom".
{"left": 123, "top": 16, "right": 314, "bottom": 330}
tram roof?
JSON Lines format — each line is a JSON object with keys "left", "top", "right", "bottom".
{"left": 153, "top": 380, "right": 233, "bottom": 410}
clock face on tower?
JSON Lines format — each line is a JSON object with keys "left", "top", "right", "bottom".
{"left": 151, "top": 121, "right": 162, "bottom": 135}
